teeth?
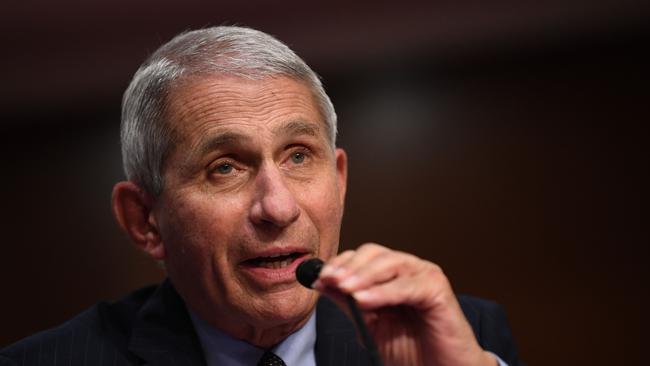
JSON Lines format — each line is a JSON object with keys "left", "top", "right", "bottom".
{"left": 268, "top": 252, "right": 291, "bottom": 258}
{"left": 257, "top": 257, "right": 294, "bottom": 269}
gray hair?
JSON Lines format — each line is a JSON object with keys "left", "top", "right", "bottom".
{"left": 121, "top": 26, "right": 337, "bottom": 195}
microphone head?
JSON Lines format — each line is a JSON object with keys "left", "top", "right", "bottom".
{"left": 296, "top": 258, "right": 324, "bottom": 288}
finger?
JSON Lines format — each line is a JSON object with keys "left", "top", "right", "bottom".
{"left": 372, "top": 308, "right": 421, "bottom": 365}
{"left": 342, "top": 243, "right": 389, "bottom": 273}
{"left": 321, "top": 243, "right": 389, "bottom": 283}
{"left": 351, "top": 265, "right": 449, "bottom": 311}
{"left": 319, "top": 249, "right": 355, "bottom": 279}
{"left": 337, "top": 250, "right": 422, "bottom": 293}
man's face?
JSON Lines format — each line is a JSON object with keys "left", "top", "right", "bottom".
{"left": 151, "top": 75, "right": 347, "bottom": 342}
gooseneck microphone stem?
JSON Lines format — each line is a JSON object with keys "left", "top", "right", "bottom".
{"left": 296, "top": 258, "right": 384, "bottom": 366}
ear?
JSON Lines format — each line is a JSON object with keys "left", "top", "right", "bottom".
{"left": 111, "top": 181, "right": 166, "bottom": 260}
{"left": 335, "top": 148, "right": 348, "bottom": 205}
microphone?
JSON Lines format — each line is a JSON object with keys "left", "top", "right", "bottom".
{"left": 296, "top": 257, "right": 323, "bottom": 288}
{"left": 296, "top": 258, "right": 384, "bottom": 366}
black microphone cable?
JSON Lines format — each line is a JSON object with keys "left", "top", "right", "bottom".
{"left": 296, "top": 258, "right": 384, "bottom": 366}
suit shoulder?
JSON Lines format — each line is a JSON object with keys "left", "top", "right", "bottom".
{"left": 457, "top": 294, "right": 524, "bottom": 366}
{"left": 458, "top": 294, "right": 504, "bottom": 322}
{"left": 0, "top": 354, "right": 17, "bottom": 366}
{"left": 0, "top": 284, "right": 158, "bottom": 365}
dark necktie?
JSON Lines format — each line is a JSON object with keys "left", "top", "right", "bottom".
{"left": 257, "top": 350, "right": 287, "bottom": 366}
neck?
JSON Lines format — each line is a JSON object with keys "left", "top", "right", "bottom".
{"left": 241, "top": 316, "right": 311, "bottom": 348}
{"left": 190, "top": 306, "right": 315, "bottom": 348}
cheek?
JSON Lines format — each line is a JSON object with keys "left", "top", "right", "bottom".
{"left": 159, "top": 196, "right": 237, "bottom": 260}
{"left": 298, "top": 179, "right": 344, "bottom": 257}
{"left": 310, "top": 177, "right": 344, "bottom": 221}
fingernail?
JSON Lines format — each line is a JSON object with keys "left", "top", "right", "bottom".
{"left": 339, "top": 275, "right": 360, "bottom": 290}
{"left": 319, "top": 265, "right": 335, "bottom": 277}
{"left": 332, "top": 266, "right": 348, "bottom": 278}
{"left": 311, "top": 279, "right": 323, "bottom": 290}
{"left": 353, "top": 290, "right": 372, "bottom": 302}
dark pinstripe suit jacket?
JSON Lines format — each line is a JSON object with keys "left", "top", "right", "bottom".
{"left": 0, "top": 280, "right": 522, "bottom": 365}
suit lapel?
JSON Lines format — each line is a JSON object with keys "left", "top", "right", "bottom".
{"left": 127, "top": 280, "right": 207, "bottom": 366}
{"left": 315, "top": 297, "right": 370, "bottom": 366}
{"left": 126, "top": 282, "right": 369, "bottom": 366}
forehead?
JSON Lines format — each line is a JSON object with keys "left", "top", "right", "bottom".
{"left": 165, "top": 75, "right": 326, "bottom": 143}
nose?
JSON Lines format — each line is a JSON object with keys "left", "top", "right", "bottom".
{"left": 249, "top": 164, "right": 300, "bottom": 228}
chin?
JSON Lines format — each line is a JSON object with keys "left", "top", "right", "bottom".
{"left": 248, "top": 287, "right": 318, "bottom": 328}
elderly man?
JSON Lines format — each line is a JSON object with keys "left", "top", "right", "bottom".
{"left": 1, "top": 26, "right": 522, "bottom": 366}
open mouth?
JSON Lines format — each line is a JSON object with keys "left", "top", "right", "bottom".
{"left": 243, "top": 252, "right": 305, "bottom": 269}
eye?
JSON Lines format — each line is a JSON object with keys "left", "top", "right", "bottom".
{"left": 215, "top": 163, "right": 233, "bottom": 174}
{"left": 290, "top": 152, "right": 306, "bottom": 164}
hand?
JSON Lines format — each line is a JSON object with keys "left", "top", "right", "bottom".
{"left": 314, "top": 243, "right": 498, "bottom": 366}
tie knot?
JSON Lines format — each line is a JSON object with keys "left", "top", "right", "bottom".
{"left": 257, "top": 350, "right": 287, "bottom": 366}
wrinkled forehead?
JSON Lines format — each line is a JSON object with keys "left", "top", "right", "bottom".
{"left": 162, "top": 74, "right": 329, "bottom": 150}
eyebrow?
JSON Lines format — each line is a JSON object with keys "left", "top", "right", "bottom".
{"left": 274, "top": 120, "right": 320, "bottom": 138}
{"left": 193, "top": 131, "right": 251, "bottom": 157}
{"left": 191, "top": 120, "right": 321, "bottom": 159}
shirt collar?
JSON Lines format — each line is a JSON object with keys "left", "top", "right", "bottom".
{"left": 189, "top": 310, "right": 317, "bottom": 366}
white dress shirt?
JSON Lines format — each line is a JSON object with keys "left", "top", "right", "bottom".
{"left": 189, "top": 308, "right": 507, "bottom": 366}
{"left": 189, "top": 310, "right": 316, "bottom": 366}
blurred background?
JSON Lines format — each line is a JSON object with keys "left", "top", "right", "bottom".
{"left": 1, "top": 1, "right": 648, "bottom": 364}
